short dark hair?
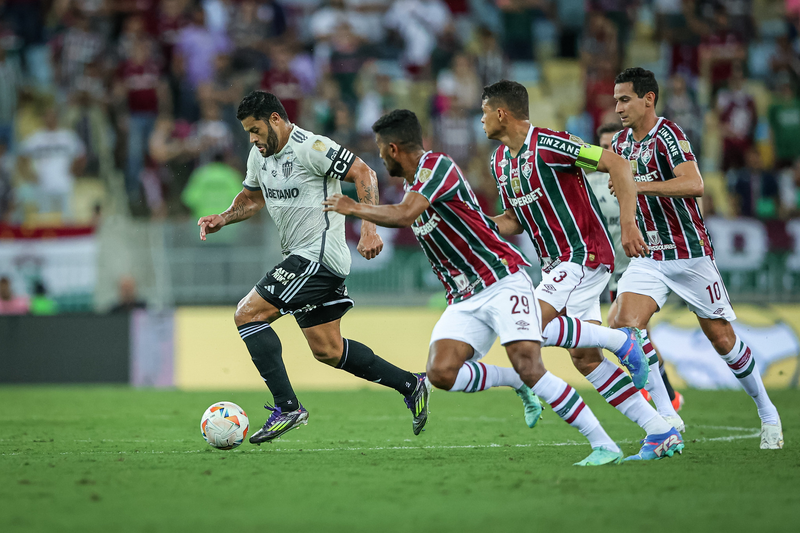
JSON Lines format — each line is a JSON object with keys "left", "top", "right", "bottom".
{"left": 372, "top": 109, "right": 423, "bottom": 150}
{"left": 615, "top": 67, "right": 659, "bottom": 106}
{"left": 596, "top": 123, "right": 621, "bottom": 139}
{"left": 236, "top": 90, "right": 289, "bottom": 122}
{"left": 481, "top": 80, "right": 529, "bottom": 120}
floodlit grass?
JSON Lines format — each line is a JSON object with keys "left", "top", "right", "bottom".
{"left": 1, "top": 387, "right": 797, "bottom": 533}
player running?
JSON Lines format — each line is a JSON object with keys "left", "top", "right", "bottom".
{"left": 587, "top": 122, "right": 684, "bottom": 416}
{"left": 609, "top": 67, "right": 782, "bottom": 449}
{"left": 197, "top": 91, "right": 430, "bottom": 443}
{"left": 325, "top": 109, "right": 626, "bottom": 466}
{"left": 480, "top": 80, "right": 684, "bottom": 461}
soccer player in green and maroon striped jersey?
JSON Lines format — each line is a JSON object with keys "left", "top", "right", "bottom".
{"left": 609, "top": 67, "right": 782, "bottom": 450}
{"left": 481, "top": 80, "right": 685, "bottom": 461}
{"left": 324, "top": 109, "right": 624, "bottom": 465}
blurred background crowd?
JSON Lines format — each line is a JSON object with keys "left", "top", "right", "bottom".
{"left": 1, "top": 0, "right": 800, "bottom": 312}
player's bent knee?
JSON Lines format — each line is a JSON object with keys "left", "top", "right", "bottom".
{"left": 426, "top": 362, "right": 457, "bottom": 390}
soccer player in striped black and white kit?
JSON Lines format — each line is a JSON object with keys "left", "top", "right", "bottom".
{"left": 481, "top": 80, "right": 684, "bottom": 461}
{"left": 609, "top": 68, "right": 782, "bottom": 450}
{"left": 325, "top": 109, "right": 624, "bottom": 466}
{"left": 197, "top": 91, "right": 430, "bottom": 444}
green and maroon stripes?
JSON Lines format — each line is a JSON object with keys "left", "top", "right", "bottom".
{"left": 596, "top": 366, "right": 638, "bottom": 407}
{"left": 464, "top": 362, "right": 489, "bottom": 393}
{"left": 549, "top": 384, "right": 586, "bottom": 424}
{"left": 553, "top": 316, "right": 582, "bottom": 349}
{"left": 728, "top": 342, "right": 756, "bottom": 379}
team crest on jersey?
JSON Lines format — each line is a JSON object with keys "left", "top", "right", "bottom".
{"left": 282, "top": 159, "right": 293, "bottom": 177}
{"left": 678, "top": 140, "right": 691, "bottom": 153}
{"left": 312, "top": 140, "right": 326, "bottom": 152}
{"left": 418, "top": 168, "right": 433, "bottom": 183}
{"left": 639, "top": 146, "right": 652, "bottom": 165}
{"left": 522, "top": 162, "right": 533, "bottom": 179}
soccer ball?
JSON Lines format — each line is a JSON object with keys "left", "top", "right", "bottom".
{"left": 200, "top": 401, "right": 249, "bottom": 450}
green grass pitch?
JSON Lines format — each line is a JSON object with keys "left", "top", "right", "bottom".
{"left": 1, "top": 386, "right": 798, "bottom": 533}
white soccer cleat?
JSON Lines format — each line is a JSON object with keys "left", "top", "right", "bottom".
{"left": 760, "top": 422, "right": 784, "bottom": 449}
{"left": 664, "top": 415, "right": 685, "bottom": 433}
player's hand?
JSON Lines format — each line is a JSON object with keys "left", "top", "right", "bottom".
{"left": 608, "top": 178, "right": 616, "bottom": 197}
{"left": 198, "top": 214, "right": 226, "bottom": 241}
{"left": 621, "top": 221, "right": 649, "bottom": 258}
{"left": 357, "top": 232, "right": 383, "bottom": 260}
{"left": 322, "top": 194, "right": 357, "bottom": 215}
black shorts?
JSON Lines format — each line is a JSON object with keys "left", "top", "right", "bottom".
{"left": 255, "top": 255, "right": 354, "bottom": 329}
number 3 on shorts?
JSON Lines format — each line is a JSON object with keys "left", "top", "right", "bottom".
{"left": 510, "top": 295, "right": 530, "bottom": 314}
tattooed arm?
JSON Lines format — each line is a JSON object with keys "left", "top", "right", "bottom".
{"left": 197, "top": 188, "right": 265, "bottom": 241}
{"left": 343, "top": 157, "right": 384, "bottom": 260}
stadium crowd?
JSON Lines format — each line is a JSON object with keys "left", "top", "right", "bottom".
{"left": 0, "top": 0, "right": 798, "bottom": 225}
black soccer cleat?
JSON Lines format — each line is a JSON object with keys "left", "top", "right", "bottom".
{"left": 249, "top": 404, "right": 309, "bottom": 445}
{"left": 404, "top": 373, "right": 431, "bottom": 436}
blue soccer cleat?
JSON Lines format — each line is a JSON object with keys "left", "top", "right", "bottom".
{"left": 624, "top": 428, "right": 684, "bottom": 461}
{"left": 614, "top": 327, "right": 649, "bottom": 389}
{"left": 515, "top": 384, "right": 543, "bottom": 428}
{"left": 249, "top": 404, "right": 309, "bottom": 445}
{"left": 574, "top": 446, "right": 624, "bottom": 466}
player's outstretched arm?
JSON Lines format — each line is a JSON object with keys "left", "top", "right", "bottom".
{"left": 323, "top": 191, "right": 429, "bottom": 229}
{"left": 635, "top": 161, "right": 704, "bottom": 198}
{"left": 490, "top": 210, "right": 524, "bottom": 236}
{"left": 197, "top": 188, "right": 265, "bottom": 241}
{"left": 342, "top": 157, "right": 384, "bottom": 259}
{"left": 598, "top": 149, "right": 649, "bottom": 258}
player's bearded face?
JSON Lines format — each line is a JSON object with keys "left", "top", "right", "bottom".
{"left": 242, "top": 116, "right": 280, "bottom": 158}
{"left": 376, "top": 137, "right": 404, "bottom": 177}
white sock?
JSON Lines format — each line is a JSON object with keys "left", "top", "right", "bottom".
{"left": 448, "top": 361, "right": 524, "bottom": 392}
{"left": 532, "top": 371, "right": 620, "bottom": 452}
{"left": 586, "top": 358, "right": 673, "bottom": 435}
{"left": 641, "top": 330, "right": 679, "bottom": 417}
{"left": 542, "top": 316, "right": 627, "bottom": 352}
{"left": 720, "top": 336, "right": 780, "bottom": 425}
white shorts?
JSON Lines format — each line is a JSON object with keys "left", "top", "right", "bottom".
{"left": 617, "top": 256, "right": 737, "bottom": 321}
{"left": 430, "top": 270, "right": 543, "bottom": 361}
{"left": 534, "top": 262, "right": 610, "bottom": 323}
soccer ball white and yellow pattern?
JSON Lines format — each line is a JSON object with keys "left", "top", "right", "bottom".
{"left": 200, "top": 402, "right": 249, "bottom": 450}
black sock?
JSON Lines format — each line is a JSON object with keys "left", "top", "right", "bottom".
{"left": 336, "top": 339, "right": 417, "bottom": 396}
{"left": 238, "top": 321, "right": 299, "bottom": 412}
{"left": 660, "top": 363, "right": 676, "bottom": 402}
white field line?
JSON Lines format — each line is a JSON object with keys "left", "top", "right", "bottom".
{"left": 0, "top": 426, "right": 760, "bottom": 456}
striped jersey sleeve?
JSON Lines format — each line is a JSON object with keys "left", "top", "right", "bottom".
{"left": 490, "top": 147, "right": 511, "bottom": 210}
{"left": 409, "top": 153, "right": 459, "bottom": 204}
{"left": 534, "top": 129, "right": 584, "bottom": 170}
{"left": 656, "top": 122, "right": 696, "bottom": 170}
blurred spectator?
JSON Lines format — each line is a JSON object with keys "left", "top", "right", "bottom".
{"left": 168, "top": 52, "right": 201, "bottom": 123}
{"left": 0, "top": 276, "right": 29, "bottom": 315}
{"left": 0, "top": 141, "right": 14, "bottom": 222}
{"left": 0, "top": 47, "right": 22, "bottom": 146}
{"left": 65, "top": 81, "right": 113, "bottom": 178}
{"left": 155, "top": 0, "right": 190, "bottom": 66}
{"left": 145, "top": 116, "right": 197, "bottom": 215}
{"left": 175, "top": 7, "right": 232, "bottom": 88}
{"left": 430, "top": 23, "right": 461, "bottom": 78}
{"left": 716, "top": 62, "right": 757, "bottom": 171}
{"left": 779, "top": 159, "right": 800, "bottom": 218}
{"left": 202, "top": 0, "right": 234, "bottom": 35}
{"left": 727, "top": 148, "right": 779, "bottom": 219}
{"left": 432, "top": 104, "right": 475, "bottom": 168}
{"left": 193, "top": 99, "right": 235, "bottom": 166}
{"left": 17, "top": 109, "right": 86, "bottom": 222}
{"left": 29, "top": 280, "right": 58, "bottom": 315}
{"left": 261, "top": 45, "right": 303, "bottom": 122}
{"left": 769, "top": 35, "right": 800, "bottom": 91}
{"left": 181, "top": 155, "right": 243, "bottom": 220}
{"left": 768, "top": 75, "right": 800, "bottom": 169}
{"left": 110, "top": 275, "right": 147, "bottom": 313}
{"left": 229, "top": 0, "right": 269, "bottom": 70}
{"left": 115, "top": 36, "right": 169, "bottom": 203}
{"left": 384, "top": 0, "right": 451, "bottom": 72}
{"left": 663, "top": 73, "right": 703, "bottom": 158}
{"left": 329, "top": 26, "right": 370, "bottom": 106}
{"left": 581, "top": 11, "right": 619, "bottom": 81}
{"left": 697, "top": 4, "right": 747, "bottom": 95}
{"left": 436, "top": 53, "right": 481, "bottom": 113}
{"left": 496, "top": 0, "right": 542, "bottom": 61}
{"left": 472, "top": 26, "right": 509, "bottom": 87}
{"left": 255, "top": 0, "right": 287, "bottom": 38}
{"left": 356, "top": 71, "right": 397, "bottom": 135}
{"left": 53, "top": 10, "right": 105, "bottom": 94}
{"left": 116, "top": 14, "right": 158, "bottom": 64}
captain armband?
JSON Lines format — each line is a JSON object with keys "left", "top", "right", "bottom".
{"left": 325, "top": 147, "right": 356, "bottom": 181}
{"left": 575, "top": 143, "right": 603, "bottom": 172}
